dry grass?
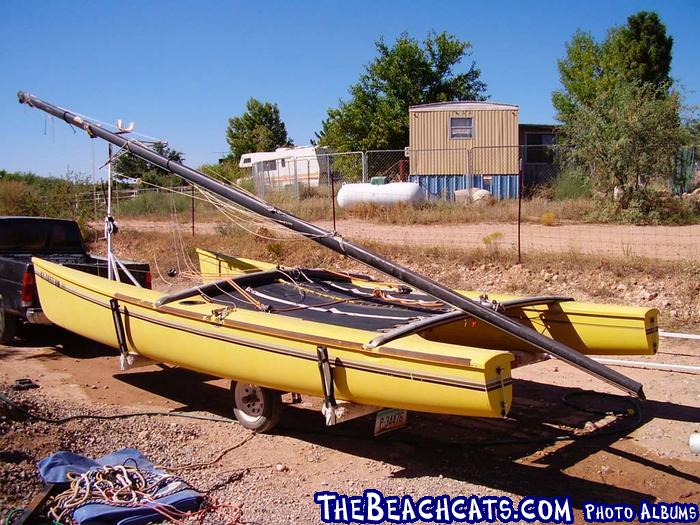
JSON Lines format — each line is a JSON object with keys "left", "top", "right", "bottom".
{"left": 117, "top": 187, "right": 598, "bottom": 226}
{"left": 339, "top": 197, "right": 596, "bottom": 225}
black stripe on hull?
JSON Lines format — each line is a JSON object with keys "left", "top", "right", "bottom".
{"left": 35, "top": 270, "right": 511, "bottom": 395}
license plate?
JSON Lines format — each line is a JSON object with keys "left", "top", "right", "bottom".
{"left": 374, "top": 408, "right": 408, "bottom": 436}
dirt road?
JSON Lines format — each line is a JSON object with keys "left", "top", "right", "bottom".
{"left": 117, "top": 218, "right": 700, "bottom": 261}
{"left": 2, "top": 327, "right": 698, "bottom": 524}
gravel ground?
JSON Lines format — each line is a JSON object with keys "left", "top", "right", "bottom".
{"left": 1, "top": 333, "right": 699, "bottom": 524}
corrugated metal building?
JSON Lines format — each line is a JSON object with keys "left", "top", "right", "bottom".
{"left": 408, "top": 101, "right": 520, "bottom": 199}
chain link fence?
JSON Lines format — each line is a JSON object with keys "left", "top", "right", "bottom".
{"left": 239, "top": 144, "right": 699, "bottom": 263}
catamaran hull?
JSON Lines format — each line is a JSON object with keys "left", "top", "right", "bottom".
{"left": 33, "top": 258, "right": 513, "bottom": 419}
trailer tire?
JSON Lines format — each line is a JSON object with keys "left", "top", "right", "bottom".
{"left": 231, "top": 381, "right": 281, "bottom": 433}
{"left": 0, "top": 308, "right": 18, "bottom": 345}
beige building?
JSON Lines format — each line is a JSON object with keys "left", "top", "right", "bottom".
{"left": 408, "top": 101, "right": 519, "bottom": 178}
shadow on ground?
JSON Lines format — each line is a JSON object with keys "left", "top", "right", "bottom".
{"left": 114, "top": 366, "right": 700, "bottom": 509}
{"left": 0, "top": 326, "right": 116, "bottom": 360}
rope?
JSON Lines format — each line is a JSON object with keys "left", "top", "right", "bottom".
{"left": 370, "top": 288, "right": 445, "bottom": 309}
{"left": 226, "top": 279, "right": 267, "bottom": 311}
{"left": 47, "top": 465, "right": 242, "bottom": 525}
{"left": 167, "top": 434, "right": 255, "bottom": 472}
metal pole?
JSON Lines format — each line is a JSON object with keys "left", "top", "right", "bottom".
{"left": 362, "top": 151, "right": 368, "bottom": 182}
{"left": 191, "top": 183, "right": 195, "bottom": 236}
{"left": 518, "top": 152, "right": 523, "bottom": 264}
{"left": 330, "top": 168, "right": 337, "bottom": 232}
{"left": 17, "top": 91, "right": 644, "bottom": 399}
{"left": 106, "top": 144, "right": 113, "bottom": 281}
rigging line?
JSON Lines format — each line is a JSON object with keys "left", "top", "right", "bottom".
{"left": 169, "top": 195, "right": 199, "bottom": 276}
{"left": 294, "top": 267, "right": 316, "bottom": 284}
{"left": 248, "top": 289, "right": 417, "bottom": 321}
{"left": 201, "top": 285, "right": 249, "bottom": 308}
{"left": 199, "top": 163, "right": 277, "bottom": 206}
{"left": 196, "top": 188, "right": 304, "bottom": 242}
{"left": 165, "top": 184, "right": 191, "bottom": 277}
{"left": 201, "top": 194, "right": 274, "bottom": 233}
{"left": 67, "top": 109, "right": 165, "bottom": 143}
{"left": 198, "top": 275, "right": 266, "bottom": 311}
{"left": 287, "top": 280, "right": 395, "bottom": 309}
{"left": 170, "top": 222, "right": 184, "bottom": 276}
{"left": 274, "top": 267, "right": 307, "bottom": 302}
{"left": 228, "top": 279, "right": 266, "bottom": 311}
{"left": 150, "top": 250, "right": 175, "bottom": 286}
{"left": 290, "top": 283, "right": 370, "bottom": 307}
{"left": 271, "top": 296, "right": 354, "bottom": 313}
{"left": 195, "top": 185, "right": 331, "bottom": 242}
{"left": 127, "top": 175, "right": 321, "bottom": 244}
{"left": 196, "top": 185, "right": 274, "bottom": 228}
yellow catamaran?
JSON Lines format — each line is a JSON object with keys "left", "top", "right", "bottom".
{"left": 20, "top": 92, "right": 657, "bottom": 433}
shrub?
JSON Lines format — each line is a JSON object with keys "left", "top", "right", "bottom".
{"left": 539, "top": 212, "right": 558, "bottom": 226}
{"left": 591, "top": 187, "right": 700, "bottom": 225}
{"left": 0, "top": 180, "right": 41, "bottom": 215}
{"left": 119, "top": 191, "right": 191, "bottom": 215}
{"left": 553, "top": 169, "right": 591, "bottom": 200}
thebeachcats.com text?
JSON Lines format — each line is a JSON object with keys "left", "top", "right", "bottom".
{"left": 313, "top": 490, "right": 699, "bottom": 524}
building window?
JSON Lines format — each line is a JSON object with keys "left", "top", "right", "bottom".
{"left": 262, "top": 160, "right": 277, "bottom": 171}
{"left": 450, "top": 117, "right": 473, "bottom": 139}
{"left": 525, "top": 133, "right": 555, "bottom": 164}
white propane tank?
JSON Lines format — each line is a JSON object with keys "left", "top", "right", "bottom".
{"left": 690, "top": 433, "right": 700, "bottom": 454}
{"left": 336, "top": 182, "right": 425, "bottom": 209}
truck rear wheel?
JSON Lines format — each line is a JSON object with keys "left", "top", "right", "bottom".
{"left": 231, "top": 381, "right": 281, "bottom": 433}
{"left": 0, "top": 308, "right": 18, "bottom": 345}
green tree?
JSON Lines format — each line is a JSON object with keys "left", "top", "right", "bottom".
{"left": 564, "top": 82, "right": 685, "bottom": 199}
{"left": 553, "top": 11, "right": 673, "bottom": 124}
{"left": 226, "top": 98, "right": 292, "bottom": 161}
{"left": 604, "top": 11, "right": 673, "bottom": 88}
{"left": 552, "top": 11, "right": 684, "bottom": 212}
{"left": 318, "top": 31, "right": 487, "bottom": 151}
{"left": 113, "top": 142, "right": 184, "bottom": 187}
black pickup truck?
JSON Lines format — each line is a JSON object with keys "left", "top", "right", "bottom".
{"left": 0, "top": 216, "right": 151, "bottom": 343}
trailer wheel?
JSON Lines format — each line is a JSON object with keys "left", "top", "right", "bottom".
{"left": 0, "top": 308, "right": 18, "bottom": 345}
{"left": 231, "top": 381, "right": 281, "bottom": 433}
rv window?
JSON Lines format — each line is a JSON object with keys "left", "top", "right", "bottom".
{"left": 450, "top": 117, "right": 473, "bottom": 139}
{"left": 280, "top": 159, "right": 286, "bottom": 167}
{"left": 262, "top": 160, "right": 277, "bottom": 171}
{"left": 242, "top": 158, "right": 251, "bottom": 164}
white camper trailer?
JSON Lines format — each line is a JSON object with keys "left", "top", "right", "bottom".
{"left": 239, "top": 146, "right": 329, "bottom": 192}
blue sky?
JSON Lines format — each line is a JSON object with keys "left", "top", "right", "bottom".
{"left": 1, "top": 0, "right": 698, "bottom": 178}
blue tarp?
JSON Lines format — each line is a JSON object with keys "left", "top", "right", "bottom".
{"left": 38, "top": 448, "right": 204, "bottom": 525}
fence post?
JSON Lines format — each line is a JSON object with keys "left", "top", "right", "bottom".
{"left": 326, "top": 155, "right": 331, "bottom": 192}
{"left": 294, "top": 158, "right": 299, "bottom": 199}
{"left": 517, "top": 150, "right": 523, "bottom": 264}
{"left": 362, "top": 151, "right": 368, "bottom": 182}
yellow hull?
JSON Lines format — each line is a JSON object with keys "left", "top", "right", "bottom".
{"left": 197, "top": 248, "right": 659, "bottom": 357}
{"left": 33, "top": 257, "right": 513, "bottom": 418}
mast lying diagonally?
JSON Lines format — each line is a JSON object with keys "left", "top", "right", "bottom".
{"left": 17, "top": 91, "right": 645, "bottom": 399}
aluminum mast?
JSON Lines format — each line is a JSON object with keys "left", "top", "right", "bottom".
{"left": 17, "top": 91, "right": 644, "bottom": 398}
